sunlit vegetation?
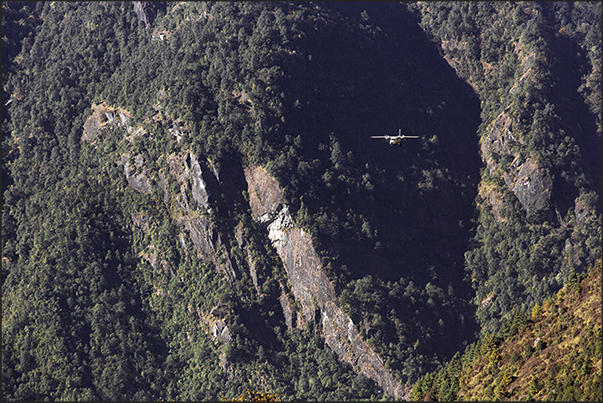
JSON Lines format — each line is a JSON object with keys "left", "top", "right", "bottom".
{"left": 411, "top": 261, "right": 602, "bottom": 401}
{"left": 2, "top": 1, "right": 600, "bottom": 400}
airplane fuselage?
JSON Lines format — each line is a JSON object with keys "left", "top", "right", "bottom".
{"left": 388, "top": 137, "right": 403, "bottom": 146}
{"left": 371, "top": 130, "right": 420, "bottom": 146}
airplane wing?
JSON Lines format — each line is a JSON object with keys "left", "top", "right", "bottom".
{"left": 400, "top": 135, "right": 420, "bottom": 139}
{"left": 371, "top": 136, "right": 389, "bottom": 139}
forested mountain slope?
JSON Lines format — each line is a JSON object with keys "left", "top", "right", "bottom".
{"left": 411, "top": 1, "right": 601, "bottom": 333}
{"left": 2, "top": 2, "right": 600, "bottom": 401}
{"left": 411, "top": 260, "right": 602, "bottom": 401}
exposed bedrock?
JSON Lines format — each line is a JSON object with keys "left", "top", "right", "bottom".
{"left": 244, "top": 165, "right": 407, "bottom": 400}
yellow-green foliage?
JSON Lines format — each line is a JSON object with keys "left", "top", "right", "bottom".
{"left": 412, "top": 260, "right": 602, "bottom": 401}
{"left": 222, "top": 389, "right": 284, "bottom": 401}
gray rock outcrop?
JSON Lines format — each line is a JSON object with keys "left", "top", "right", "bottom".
{"left": 511, "top": 158, "right": 552, "bottom": 219}
{"left": 82, "top": 108, "right": 102, "bottom": 142}
{"left": 166, "top": 153, "right": 212, "bottom": 212}
{"left": 189, "top": 153, "right": 210, "bottom": 210}
{"left": 480, "top": 110, "right": 552, "bottom": 221}
{"left": 244, "top": 165, "right": 407, "bottom": 400}
{"left": 212, "top": 320, "right": 232, "bottom": 343}
{"left": 279, "top": 288, "right": 296, "bottom": 330}
{"left": 179, "top": 214, "right": 236, "bottom": 282}
{"left": 119, "top": 154, "right": 152, "bottom": 194}
{"left": 133, "top": 2, "right": 149, "bottom": 28}
{"left": 245, "top": 165, "right": 286, "bottom": 223}
{"left": 82, "top": 103, "right": 134, "bottom": 143}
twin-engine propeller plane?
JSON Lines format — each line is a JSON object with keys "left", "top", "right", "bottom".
{"left": 372, "top": 129, "right": 420, "bottom": 146}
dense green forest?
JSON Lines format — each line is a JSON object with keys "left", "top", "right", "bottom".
{"left": 2, "top": 1, "right": 601, "bottom": 400}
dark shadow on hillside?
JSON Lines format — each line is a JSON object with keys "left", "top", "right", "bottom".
{"left": 279, "top": 1, "right": 483, "bottom": 365}
{"left": 546, "top": 30, "right": 602, "bottom": 215}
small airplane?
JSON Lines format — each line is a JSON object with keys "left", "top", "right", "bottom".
{"left": 372, "top": 129, "right": 420, "bottom": 146}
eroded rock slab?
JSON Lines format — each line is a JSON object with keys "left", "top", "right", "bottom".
{"left": 245, "top": 166, "right": 286, "bottom": 223}
{"left": 480, "top": 109, "right": 552, "bottom": 221}
{"left": 244, "top": 165, "right": 406, "bottom": 399}
{"left": 82, "top": 103, "right": 133, "bottom": 143}
{"left": 511, "top": 158, "right": 552, "bottom": 219}
{"left": 119, "top": 154, "right": 152, "bottom": 194}
{"left": 189, "top": 153, "right": 210, "bottom": 210}
{"left": 267, "top": 205, "right": 335, "bottom": 323}
{"left": 179, "top": 214, "right": 236, "bottom": 282}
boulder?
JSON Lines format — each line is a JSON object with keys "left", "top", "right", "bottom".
{"left": 511, "top": 158, "right": 552, "bottom": 220}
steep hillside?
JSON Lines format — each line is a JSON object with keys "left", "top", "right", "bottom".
{"left": 2, "top": 2, "right": 480, "bottom": 400}
{"left": 411, "top": 260, "right": 602, "bottom": 401}
{"left": 2, "top": 1, "right": 601, "bottom": 401}
{"left": 411, "top": 1, "right": 602, "bottom": 333}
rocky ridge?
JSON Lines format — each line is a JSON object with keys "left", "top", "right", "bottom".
{"left": 245, "top": 166, "right": 408, "bottom": 399}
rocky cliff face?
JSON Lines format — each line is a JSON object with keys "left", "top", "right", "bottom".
{"left": 509, "top": 158, "right": 552, "bottom": 219}
{"left": 434, "top": 12, "right": 557, "bottom": 224}
{"left": 83, "top": 101, "right": 408, "bottom": 396}
{"left": 83, "top": 102, "right": 236, "bottom": 284}
{"left": 82, "top": 102, "right": 134, "bottom": 143}
{"left": 480, "top": 108, "right": 553, "bottom": 221}
{"left": 413, "top": 2, "right": 602, "bottom": 337}
{"left": 245, "top": 166, "right": 408, "bottom": 399}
